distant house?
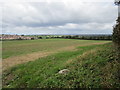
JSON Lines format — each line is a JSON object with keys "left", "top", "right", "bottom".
{"left": 1, "top": 35, "right": 36, "bottom": 40}
{"left": 0, "top": 35, "right": 2, "bottom": 40}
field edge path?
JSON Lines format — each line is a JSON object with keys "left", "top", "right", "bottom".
{"left": 3, "top": 42, "right": 109, "bottom": 71}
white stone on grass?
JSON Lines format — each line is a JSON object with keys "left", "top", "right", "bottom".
{"left": 58, "top": 69, "right": 70, "bottom": 74}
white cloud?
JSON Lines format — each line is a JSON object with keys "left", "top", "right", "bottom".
{"left": 1, "top": 1, "right": 117, "bottom": 35}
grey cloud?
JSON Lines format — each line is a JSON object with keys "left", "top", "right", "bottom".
{"left": 2, "top": 1, "right": 117, "bottom": 34}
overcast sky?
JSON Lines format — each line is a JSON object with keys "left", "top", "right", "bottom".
{"left": 0, "top": 0, "right": 118, "bottom": 35}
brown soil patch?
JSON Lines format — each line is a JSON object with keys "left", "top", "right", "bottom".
{"left": 2, "top": 42, "right": 108, "bottom": 71}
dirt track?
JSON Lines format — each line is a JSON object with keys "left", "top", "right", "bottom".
{"left": 2, "top": 42, "right": 108, "bottom": 71}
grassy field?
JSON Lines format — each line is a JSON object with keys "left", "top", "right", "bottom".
{"left": 2, "top": 39, "right": 110, "bottom": 59}
{"left": 2, "top": 39, "right": 120, "bottom": 88}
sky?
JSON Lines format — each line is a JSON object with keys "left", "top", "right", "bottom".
{"left": 0, "top": 0, "right": 118, "bottom": 35}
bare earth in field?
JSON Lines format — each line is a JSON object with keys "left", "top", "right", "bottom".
{"left": 2, "top": 42, "right": 108, "bottom": 71}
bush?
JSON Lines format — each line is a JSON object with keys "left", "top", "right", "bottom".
{"left": 112, "top": 17, "right": 120, "bottom": 61}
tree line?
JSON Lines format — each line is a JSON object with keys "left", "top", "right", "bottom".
{"left": 38, "top": 35, "right": 112, "bottom": 40}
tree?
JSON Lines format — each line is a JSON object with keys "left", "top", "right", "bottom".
{"left": 113, "top": 17, "right": 120, "bottom": 61}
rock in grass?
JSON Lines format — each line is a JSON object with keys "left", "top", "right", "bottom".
{"left": 58, "top": 69, "right": 70, "bottom": 74}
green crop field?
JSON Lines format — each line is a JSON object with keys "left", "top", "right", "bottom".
{"left": 2, "top": 39, "right": 120, "bottom": 88}
{"left": 2, "top": 39, "right": 110, "bottom": 59}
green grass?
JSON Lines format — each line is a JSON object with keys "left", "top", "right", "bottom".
{"left": 3, "top": 43, "right": 120, "bottom": 88}
{"left": 2, "top": 39, "right": 110, "bottom": 59}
